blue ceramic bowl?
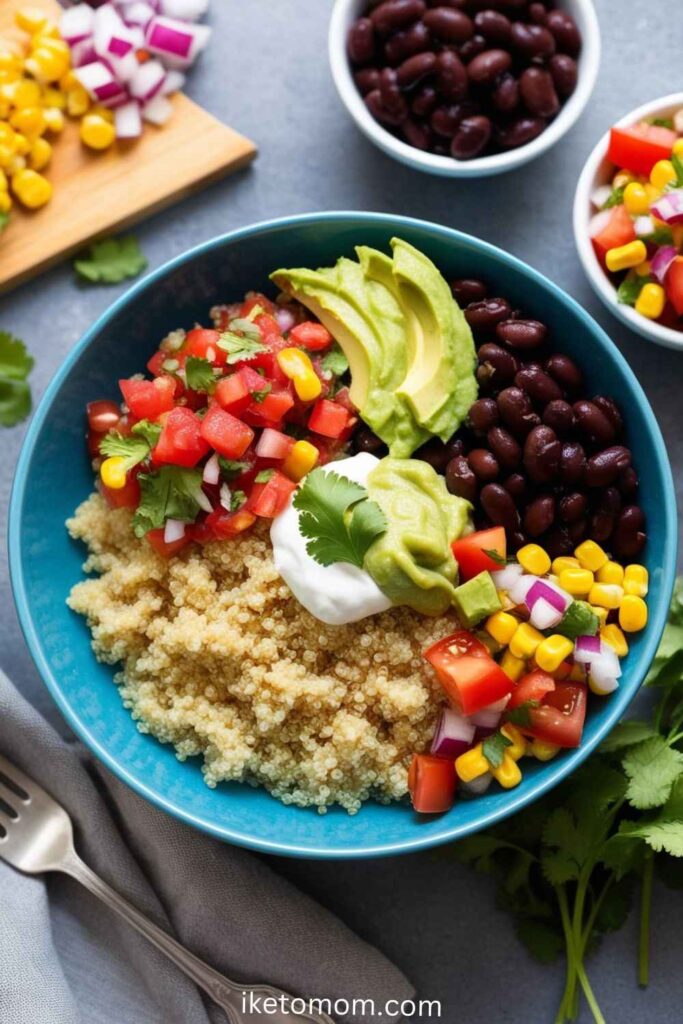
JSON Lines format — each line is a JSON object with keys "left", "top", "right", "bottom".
{"left": 9, "top": 213, "right": 677, "bottom": 859}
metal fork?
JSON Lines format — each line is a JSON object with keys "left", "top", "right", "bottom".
{"left": 0, "top": 752, "right": 334, "bottom": 1024}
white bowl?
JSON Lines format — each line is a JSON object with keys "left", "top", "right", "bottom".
{"left": 329, "top": 0, "right": 600, "bottom": 178}
{"left": 573, "top": 92, "right": 683, "bottom": 352}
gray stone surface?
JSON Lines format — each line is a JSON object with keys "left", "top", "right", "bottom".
{"left": 0, "top": 0, "right": 681, "bottom": 1020}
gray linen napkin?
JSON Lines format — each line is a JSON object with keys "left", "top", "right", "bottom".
{"left": 0, "top": 669, "right": 414, "bottom": 1024}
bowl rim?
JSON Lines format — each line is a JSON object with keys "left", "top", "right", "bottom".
{"left": 8, "top": 211, "right": 677, "bottom": 859}
{"left": 328, "top": 0, "right": 601, "bottom": 178}
{"left": 573, "top": 91, "right": 683, "bottom": 352}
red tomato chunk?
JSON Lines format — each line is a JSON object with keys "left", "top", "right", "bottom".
{"left": 607, "top": 124, "right": 677, "bottom": 178}
{"left": 308, "top": 399, "right": 350, "bottom": 438}
{"left": 120, "top": 376, "right": 175, "bottom": 421}
{"left": 424, "top": 631, "right": 513, "bottom": 716}
{"left": 521, "top": 682, "right": 587, "bottom": 749}
{"left": 289, "top": 321, "right": 333, "bottom": 351}
{"left": 451, "top": 526, "right": 506, "bottom": 582}
{"left": 409, "top": 754, "right": 457, "bottom": 814}
{"left": 154, "top": 407, "right": 210, "bottom": 468}
{"left": 247, "top": 471, "right": 297, "bottom": 518}
{"left": 200, "top": 405, "right": 254, "bottom": 459}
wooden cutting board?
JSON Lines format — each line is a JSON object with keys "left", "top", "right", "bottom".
{"left": 0, "top": 0, "right": 257, "bottom": 293}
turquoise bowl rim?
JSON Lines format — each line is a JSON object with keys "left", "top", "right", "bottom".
{"left": 8, "top": 211, "right": 678, "bottom": 859}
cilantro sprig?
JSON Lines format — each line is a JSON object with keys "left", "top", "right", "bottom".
{"left": 132, "top": 465, "right": 211, "bottom": 537}
{"left": 0, "top": 331, "right": 34, "bottom": 427}
{"left": 452, "top": 579, "right": 683, "bottom": 1024}
{"left": 216, "top": 314, "right": 268, "bottom": 365}
{"left": 99, "top": 420, "right": 160, "bottom": 472}
{"left": 74, "top": 235, "right": 147, "bottom": 284}
{"left": 292, "top": 468, "right": 387, "bottom": 569}
{"left": 185, "top": 356, "right": 216, "bottom": 393}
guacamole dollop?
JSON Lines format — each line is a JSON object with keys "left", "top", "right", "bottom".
{"left": 364, "top": 458, "right": 472, "bottom": 617}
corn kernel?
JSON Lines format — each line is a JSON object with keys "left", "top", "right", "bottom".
{"left": 588, "top": 582, "right": 624, "bottom": 610}
{"left": 530, "top": 739, "right": 561, "bottom": 762}
{"left": 485, "top": 610, "right": 518, "bottom": 645}
{"left": 559, "top": 567, "right": 594, "bottom": 596}
{"left": 552, "top": 556, "right": 580, "bottom": 576}
{"left": 635, "top": 282, "right": 666, "bottom": 320}
{"left": 282, "top": 439, "right": 319, "bottom": 482}
{"left": 612, "top": 169, "right": 634, "bottom": 189}
{"left": 14, "top": 8, "right": 49, "bottom": 34}
{"left": 80, "top": 113, "right": 116, "bottom": 151}
{"left": 29, "top": 136, "right": 51, "bottom": 171}
{"left": 591, "top": 605, "right": 608, "bottom": 627}
{"left": 624, "top": 564, "right": 648, "bottom": 597}
{"left": 42, "top": 86, "right": 66, "bottom": 110}
{"left": 601, "top": 624, "right": 629, "bottom": 658}
{"left": 25, "top": 48, "right": 69, "bottom": 84}
{"left": 12, "top": 132, "right": 29, "bottom": 156}
{"left": 10, "top": 106, "right": 46, "bottom": 138}
{"left": 634, "top": 260, "right": 651, "bottom": 277}
{"left": 42, "top": 107, "right": 64, "bottom": 133}
{"left": 623, "top": 181, "right": 650, "bottom": 216}
{"left": 597, "top": 560, "right": 624, "bottom": 586}
{"left": 644, "top": 182, "right": 661, "bottom": 205}
{"left": 619, "top": 595, "right": 648, "bottom": 632}
{"left": 673, "top": 138, "right": 683, "bottom": 157}
{"left": 100, "top": 456, "right": 128, "bottom": 490}
{"left": 455, "top": 745, "right": 489, "bottom": 783}
{"left": 0, "top": 190, "right": 12, "bottom": 213}
{"left": 500, "top": 650, "right": 526, "bottom": 681}
{"left": 509, "top": 622, "right": 545, "bottom": 660}
{"left": 535, "top": 634, "right": 574, "bottom": 673}
{"left": 7, "top": 153, "right": 26, "bottom": 175}
{"left": 517, "top": 543, "right": 551, "bottom": 576}
{"left": 66, "top": 85, "right": 90, "bottom": 118}
{"left": 605, "top": 240, "right": 648, "bottom": 273}
{"left": 11, "top": 167, "right": 51, "bottom": 208}
{"left": 276, "top": 347, "right": 322, "bottom": 402}
{"left": 9, "top": 78, "right": 41, "bottom": 109}
{"left": 31, "top": 36, "right": 70, "bottom": 60}
{"left": 59, "top": 70, "right": 79, "bottom": 91}
{"left": 0, "top": 122, "right": 15, "bottom": 146}
{"left": 91, "top": 105, "right": 115, "bottom": 124}
{"left": 0, "top": 144, "right": 14, "bottom": 169}
{"left": 575, "top": 540, "right": 608, "bottom": 572}
{"left": 650, "top": 159, "right": 677, "bottom": 190}
{"left": 501, "top": 723, "right": 527, "bottom": 762}
{"left": 0, "top": 167, "right": 7, "bottom": 191}
{"left": 491, "top": 756, "right": 522, "bottom": 789}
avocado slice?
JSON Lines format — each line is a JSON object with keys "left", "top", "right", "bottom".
{"left": 451, "top": 571, "right": 502, "bottom": 628}
{"left": 391, "top": 238, "right": 478, "bottom": 442}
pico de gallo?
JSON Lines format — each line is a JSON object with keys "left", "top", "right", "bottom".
{"left": 589, "top": 111, "right": 683, "bottom": 328}
{"left": 86, "top": 291, "right": 355, "bottom": 557}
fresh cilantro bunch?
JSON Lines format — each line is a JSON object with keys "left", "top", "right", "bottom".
{"left": 0, "top": 331, "right": 34, "bottom": 427}
{"left": 453, "top": 579, "right": 683, "bottom": 1024}
{"left": 74, "top": 236, "right": 147, "bottom": 284}
{"left": 293, "top": 468, "right": 387, "bottom": 569}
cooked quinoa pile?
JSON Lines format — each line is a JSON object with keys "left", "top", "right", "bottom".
{"left": 67, "top": 493, "right": 452, "bottom": 813}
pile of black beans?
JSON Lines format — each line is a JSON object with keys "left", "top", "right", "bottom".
{"left": 346, "top": 0, "right": 582, "bottom": 161}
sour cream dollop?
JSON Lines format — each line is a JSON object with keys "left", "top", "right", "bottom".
{"left": 270, "top": 452, "right": 393, "bottom": 626}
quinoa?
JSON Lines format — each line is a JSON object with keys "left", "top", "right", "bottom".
{"left": 66, "top": 493, "right": 454, "bottom": 813}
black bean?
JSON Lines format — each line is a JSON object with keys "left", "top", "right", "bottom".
{"left": 402, "top": 117, "right": 433, "bottom": 149}
{"left": 590, "top": 511, "right": 615, "bottom": 544}
{"left": 452, "top": 277, "right": 487, "bottom": 304}
{"left": 468, "top": 448, "right": 500, "bottom": 481}
{"left": 365, "top": 89, "right": 409, "bottom": 125}
{"left": 545, "top": 526, "right": 574, "bottom": 558}
{"left": 510, "top": 22, "right": 555, "bottom": 61}
{"left": 491, "top": 73, "right": 519, "bottom": 113}
{"left": 469, "top": 397, "right": 499, "bottom": 432}
{"left": 524, "top": 494, "right": 555, "bottom": 537}
{"left": 353, "top": 425, "right": 387, "bottom": 455}
{"left": 487, "top": 425, "right": 522, "bottom": 468}
{"left": 546, "top": 9, "right": 581, "bottom": 56}
{"left": 411, "top": 84, "right": 439, "bottom": 116}
{"left": 543, "top": 399, "right": 575, "bottom": 436}
{"left": 545, "top": 353, "right": 583, "bottom": 391}
{"left": 584, "top": 446, "right": 631, "bottom": 488}
{"left": 519, "top": 67, "right": 560, "bottom": 118}
{"left": 371, "top": 0, "right": 427, "bottom": 37}
{"left": 430, "top": 101, "right": 473, "bottom": 136}
{"left": 414, "top": 437, "right": 450, "bottom": 471}
{"left": 568, "top": 518, "right": 587, "bottom": 544}
{"left": 612, "top": 505, "right": 646, "bottom": 560}
{"left": 559, "top": 440, "right": 586, "bottom": 485}
{"left": 496, "top": 319, "right": 547, "bottom": 349}
{"left": 466, "top": 297, "right": 512, "bottom": 333}
{"left": 348, "top": 18, "right": 376, "bottom": 64}
{"left": 596, "top": 486, "right": 622, "bottom": 516}
{"left": 480, "top": 482, "right": 520, "bottom": 531}
{"left": 473, "top": 10, "right": 512, "bottom": 44}
{"left": 558, "top": 492, "right": 587, "bottom": 523}
{"left": 618, "top": 466, "right": 639, "bottom": 497}
{"left": 503, "top": 473, "right": 527, "bottom": 500}
{"left": 378, "top": 67, "right": 404, "bottom": 110}
{"left": 459, "top": 33, "right": 487, "bottom": 60}
{"left": 354, "top": 68, "right": 381, "bottom": 95}
{"left": 549, "top": 54, "right": 578, "bottom": 97}
{"left": 444, "top": 436, "right": 466, "bottom": 460}
{"left": 524, "top": 424, "right": 561, "bottom": 482}
{"left": 450, "top": 115, "right": 492, "bottom": 159}
{"left": 423, "top": 6, "right": 474, "bottom": 42}
{"left": 396, "top": 51, "right": 437, "bottom": 87}
{"left": 515, "top": 366, "right": 563, "bottom": 404}
{"left": 436, "top": 50, "right": 468, "bottom": 100}
{"left": 497, "top": 386, "right": 537, "bottom": 436}
{"left": 446, "top": 455, "right": 478, "bottom": 500}
{"left": 467, "top": 48, "right": 512, "bottom": 86}
{"left": 573, "top": 400, "right": 616, "bottom": 448}
{"left": 477, "top": 341, "right": 519, "bottom": 379}
{"left": 528, "top": 2, "right": 548, "bottom": 24}
{"left": 592, "top": 395, "right": 624, "bottom": 436}
{"left": 496, "top": 115, "right": 546, "bottom": 149}
{"left": 384, "top": 21, "right": 431, "bottom": 64}
{"left": 508, "top": 530, "right": 528, "bottom": 553}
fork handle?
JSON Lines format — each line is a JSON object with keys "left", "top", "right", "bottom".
{"left": 62, "top": 852, "right": 331, "bottom": 1024}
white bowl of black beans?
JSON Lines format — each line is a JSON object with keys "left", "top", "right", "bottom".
{"left": 329, "top": 0, "right": 600, "bottom": 176}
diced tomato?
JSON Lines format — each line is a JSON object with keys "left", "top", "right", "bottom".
{"left": 424, "top": 631, "right": 513, "bottom": 716}
{"left": 120, "top": 376, "right": 175, "bottom": 421}
{"left": 200, "top": 405, "right": 254, "bottom": 459}
{"left": 194, "top": 507, "right": 257, "bottom": 543}
{"left": 146, "top": 527, "right": 190, "bottom": 558}
{"left": 243, "top": 387, "right": 295, "bottom": 427}
{"left": 146, "top": 350, "right": 166, "bottom": 377}
{"left": 408, "top": 754, "right": 457, "bottom": 814}
{"left": 87, "top": 429, "right": 106, "bottom": 457}
{"left": 153, "top": 407, "right": 210, "bottom": 467}
{"left": 591, "top": 204, "right": 636, "bottom": 266}
{"left": 666, "top": 256, "right": 683, "bottom": 316}
{"left": 255, "top": 427, "right": 295, "bottom": 460}
{"left": 508, "top": 670, "right": 556, "bottom": 709}
{"left": 331, "top": 386, "right": 356, "bottom": 412}
{"left": 451, "top": 527, "right": 506, "bottom": 582}
{"left": 215, "top": 373, "right": 250, "bottom": 415}
{"left": 308, "top": 398, "right": 350, "bottom": 438}
{"left": 247, "top": 470, "right": 297, "bottom": 518}
{"left": 182, "top": 327, "right": 226, "bottom": 367}
{"left": 240, "top": 292, "right": 276, "bottom": 318}
{"left": 607, "top": 123, "right": 677, "bottom": 178}
{"left": 87, "top": 399, "right": 121, "bottom": 433}
{"left": 101, "top": 473, "right": 140, "bottom": 510}
{"left": 289, "top": 321, "right": 333, "bottom": 351}
{"left": 521, "top": 682, "right": 587, "bottom": 748}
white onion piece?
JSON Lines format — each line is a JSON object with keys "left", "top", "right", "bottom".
{"left": 469, "top": 708, "right": 501, "bottom": 730}
{"left": 195, "top": 487, "right": 212, "bottom": 514}
{"left": 574, "top": 634, "right": 602, "bottom": 663}
{"left": 509, "top": 573, "right": 535, "bottom": 607}
{"left": 461, "top": 773, "right": 492, "bottom": 796}
{"left": 163, "top": 518, "right": 185, "bottom": 544}
{"left": 430, "top": 709, "right": 476, "bottom": 759}
{"left": 129, "top": 59, "right": 166, "bottom": 101}
{"left": 589, "top": 209, "right": 612, "bottom": 239}
{"left": 161, "top": 69, "right": 185, "bottom": 94}
{"left": 202, "top": 453, "right": 220, "bottom": 486}
{"left": 127, "top": 26, "right": 146, "bottom": 48}
{"left": 69, "top": 38, "right": 98, "bottom": 68}
{"left": 589, "top": 665, "right": 620, "bottom": 694}
{"left": 634, "top": 215, "right": 655, "bottom": 238}
{"left": 60, "top": 3, "right": 95, "bottom": 45}
{"left": 74, "top": 61, "right": 121, "bottom": 102}
{"left": 275, "top": 306, "right": 297, "bottom": 333}
{"left": 120, "top": 2, "right": 157, "bottom": 28}
{"left": 529, "top": 597, "right": 563, "bottom": 631}
{"left": 145, "top": 15, "right": 211, "bottom": 69}
{"left": 491, "top": 563, "right": 524, "bottom": 592}
{"left": 94, "top": 6, "right": 139, "bottom": 82}
{"left": 591, "top": 184, "right": 612, "bottom": 209}
{"left": 219, "top": 483, "right": 232, "bottom": 512}
{"left": 160, "top": 0, "right": 209, "bottom": 20}
{"left": 115, "top": 100, "right": 142, "bottom": 139}
{"left": 675, "top": 109, "right": 683, "bottom": 135}
{"left": 651, "top": 245, "right": 678, "bottom": 284}
{"left": 142, "top": 94, "right": 173, "bottom": 125}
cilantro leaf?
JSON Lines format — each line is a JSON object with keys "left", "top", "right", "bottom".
{"left": 651, "top": 116, "right": 674, "bottom": 129}
{"left": 131, "top": 419, "right": 161, "bottom": 448}
{"left": 218, "top": 457, "right": 249, "bottom": 479}
{"left": 621, "top": 820, "right": 683, "bottom": 857}
{"left": 482, "top": 730, "right": 513, "bottom": 769}
{"left": 74, "top": 235, "right": 147, "bottom": 284}
{"left": 671, "top": 152, "right": 683, "bottom": 188}
{"left": 515, "top": 918, "right": 565, "bottom": 965}
{"left": 251, "top": 383, "right": 272, "bottom": 403}
{"left": 132, "top": 466, "right": 210, "bottom": 537}
{"left": 0, "top": 331, "right": 34, "bottom": 427}
{"left": 617, "top": 275, "right": 650, "bottom": 307}
{"left": 600, "top": 720, "right": 657, "bottom": 753}
{"left": 100, "top": 431, "right": 151, "bottom": 473}
{"left": 506, "top": 700, "right": 540, "bottom": 729}
{"left": 255, "top": 469, "right": 274, "bottom": 483}
{"left": 482, "top": 547, "right": 506, "bottom": 566}
{"left": 231, "top": 489, "right": 246, "bottom": 511}
{"left": 541, "top": 808, "right": 585, "bottom": 884}
{"left": 185, "top": 356, "right": 216, "bottom": 393}
{"left": 293, "top": 467, "right": 387, "bottom": 569}
{"left": 650, "top": 225, "right": 675, "bottom": 246}
{"left": 216, "top": 331, "right": 267, "bottom": 364}
{"left": 320, "top": 344, "right": 349, "bottom": 377}
{"left": 602, "top": 185, "right": 625, "bottom": 210}
{"left": 622, "top": 736, "right": 683, "bottom": 809}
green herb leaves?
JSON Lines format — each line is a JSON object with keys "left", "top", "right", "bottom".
{"left": 0, "top": 331, "right": 34, "bottom": 427}
{"left": 185, "top": 356, "right": 216, "bottom": 393}
{"left": 216, "top": 315, "right": 267, "bottom": 364}
{"left": 74, "top": 236, "right": 147, "bottom": 284}
{"left": 602, "top": 185, "right": 625, "bottom": 210}
{"left": 671, "top": 152, "right": 683, "bottom": 188}
{"left": 132, "top": 466, "right": 210, "bottom": 537}
{"left": 99, "top": 419, "right": 160, "bottom": 472}
{"left": 617, "top": 274, "right": 650, "bottom": 307}
{"left": 622, "top": 736, "right": 683, "bottom": 809}
{"left": 482, "top": 730, "right": 512, "bottom": 768}
{"left": 293, "top": 468, "right": 387, "bottom": 569}
{"left": 320, "top": 344, "right": 349, "bottom": 377}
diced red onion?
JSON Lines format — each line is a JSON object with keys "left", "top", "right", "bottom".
{"left": 74, "top": 61, "right": 120, "bottom": 101}
{"left": 160, "top": 0, "right": 209, "bottom": 20}
{"left": 509, "top": 573, "right": 536, "bottom": 607}
{"left": 70, "top": 38, "right": 98, "bottom": 68}
{"left": 163, "top": 518, "right": 185, "bottom": 543}
{"left": 100, "top": 86, "right": 131, "bottom": 109}
{"left": 491, "top": 563, "right": 523, "bottom": 592}
{"left": 256, "top": 428, "right": 294, "bottom": 460}
{"left": 574, "top": 634, "right": 602, "bottom": 663}
{"left": 650, "top": 190, "right": 683, "bottom": 225}
{"left": 119, "top": 1, "right": 157, "bottom": 28}
{"left": 60, "top": 3, "right": 95, "bottom": 45}
{"left": 161, "top": 69, "right": 185, "bottom": 94}
{"left": 460, "top": 773, "right": 492, "bottom": 796}
{"left": 145, "top": 15, "right": 211, "bottom": 69}
{"left": 651, "top": 245, "right": 678, "bottom": 284}
{"left": 142, "top": 94, "right": 173, "bottom": 125}
{"left": 129, "top": 59, "right": 166, "bottom": 101}
{"left": 526, "top": 579, "right": 570, "bottom": 614}
{"left": 94, "top": 6, "right": 139, "bottom": 82}
{"left": 529, "top": 597, "right": 563, "bottom": 630}
{"left": 115, "top": 100, "right": 142, "bottom": 139}
{"left": 430, "top": 708, "right": 476, "bottom": 759}
{"left": 202, "top": 453, "right": 220, "bottom": 486}
{"left": 275, "top": 306, "right": 297, "bottom": 333}
{"left": 591, "top": 184, "right": 612, "bottom": 209}
{"left": 469, "top": 707, "right": 501, "bottom": 730}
